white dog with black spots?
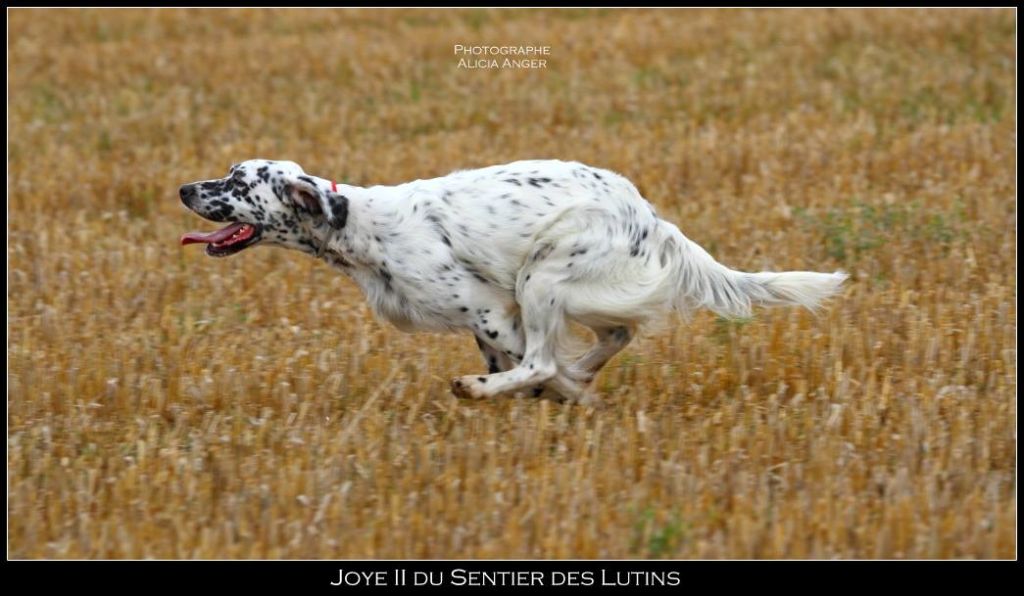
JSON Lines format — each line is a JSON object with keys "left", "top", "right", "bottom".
{"left": 180, "top": 159, "right": 847, "bottom": 405}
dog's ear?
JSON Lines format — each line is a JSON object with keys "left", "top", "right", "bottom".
{"left": 283, "top": 176, "right": 347, "bottom": 229}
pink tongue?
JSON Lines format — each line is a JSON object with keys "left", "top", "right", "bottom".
{"left": 181, "top": 222, "right": 245, "bottom": 246}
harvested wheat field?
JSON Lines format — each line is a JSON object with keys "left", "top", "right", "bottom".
{"left": 7, "top": 8, "right": 1016, "bottom": 559}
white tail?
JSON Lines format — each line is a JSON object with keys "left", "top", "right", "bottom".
{"left": 664, "top": 222, "right": 848, "bottom": 318}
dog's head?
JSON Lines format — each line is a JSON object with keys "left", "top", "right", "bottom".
{"left": 179, "top": 159, "right": 347, "bottom": 257}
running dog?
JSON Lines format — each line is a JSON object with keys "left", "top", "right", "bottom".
{"left": 180, "top": 159, "right": 847, "bottom": 405}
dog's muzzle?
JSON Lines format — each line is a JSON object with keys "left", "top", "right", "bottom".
{"left": 179, "top": 184, "right": 197, "bottom": 207}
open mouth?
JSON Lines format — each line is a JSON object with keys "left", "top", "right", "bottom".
{"left": 180, "top": 222, "right": 262, "bottom": 257}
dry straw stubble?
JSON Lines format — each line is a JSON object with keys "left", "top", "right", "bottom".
{"left": 7, "top": 8, "right": 1016, "bottom": 558}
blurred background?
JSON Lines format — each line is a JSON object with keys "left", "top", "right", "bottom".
{"left": 7, "top": 8, "right": 1016, "bottom": 558}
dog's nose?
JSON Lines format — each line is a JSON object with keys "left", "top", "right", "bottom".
{"left": 179, "top": 184, "right": 197, "bottom": 205}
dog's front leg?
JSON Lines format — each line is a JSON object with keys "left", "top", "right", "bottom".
{"left": 474, "top": 335, "right": 513, "bottom": 374}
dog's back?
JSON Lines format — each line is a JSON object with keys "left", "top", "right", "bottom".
{"left": 379, "top": 159, "right": 660, "bottom": 292}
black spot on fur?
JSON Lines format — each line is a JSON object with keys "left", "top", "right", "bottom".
{"left": 426, "top": 214, "right": 451, "bottom": 247}
{"left": 379, "top": 267, "right": 393, "bottom": 290}
{"left": 329, "top": 196, "right": 348, "bottom": 229}
{"left": 529, "top": 243, "right": 553, "bottom": 263}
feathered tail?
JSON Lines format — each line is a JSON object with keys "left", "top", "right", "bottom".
{"left": 662, "top": 222, "right": 848, "bottom": 318}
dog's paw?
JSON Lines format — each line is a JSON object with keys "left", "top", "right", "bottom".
{"left": 450, "top": 376, "right": 490, "bottom": 400}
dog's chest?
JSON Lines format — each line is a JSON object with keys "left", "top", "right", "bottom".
{"left": 337, "top": 259, "right": 475, "bottom": 332}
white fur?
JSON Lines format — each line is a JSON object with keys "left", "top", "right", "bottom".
{"left": 183, "top": 159, "right": 848, "bottom": 404}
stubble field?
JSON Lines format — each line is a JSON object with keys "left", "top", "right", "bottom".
{"left": 7, "top": 8, "right": 1016, "bottom": 558}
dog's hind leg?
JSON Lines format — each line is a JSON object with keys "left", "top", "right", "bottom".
{"left": 451, "top": 243, "right": 598, "bottom": 405}
{"left": 565, "top": 324, "right": 637, "bottom": 385}
{"left": 462, "top": 206, "right": 673, "bottom": 403}
{"left": 466, "top": 329, "right": 585, "bottom": 403}
{"left": 459, "top": 312, "right": 590, "bottom": 403}
{"left": 473, "top": 331, "right": 546, "bottom": 398}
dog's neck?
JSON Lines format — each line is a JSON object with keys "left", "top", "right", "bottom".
{"left": 299, "top": 174, "right": 342, "bottom": 196}
{"left": 302, "top": 174, "right": 342, "bottom": 195}
{"left": 302, "top": 177, "right": 382, "bottom": 268}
